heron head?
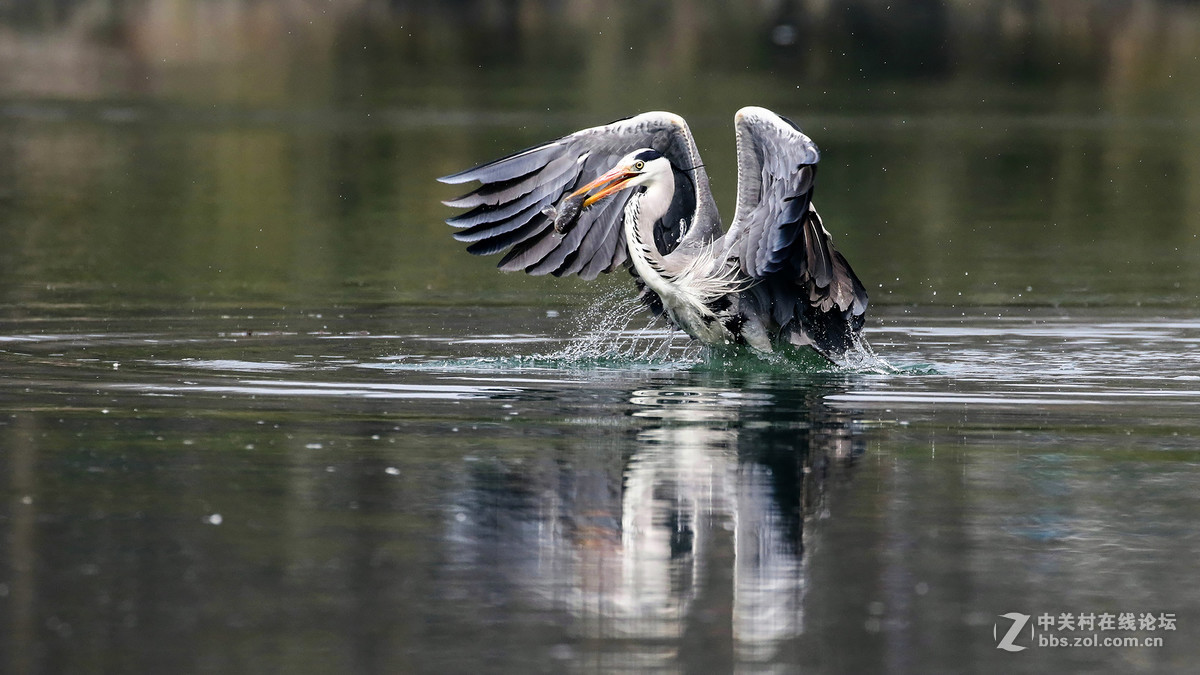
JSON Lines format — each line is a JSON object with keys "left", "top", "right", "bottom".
{"left": 571, "top": 148, "right": 669, "bottom": 208}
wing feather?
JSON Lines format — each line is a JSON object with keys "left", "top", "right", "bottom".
{"left": 465, "top": 219, "right": 551, "bottom": 257}
{"left": 498, "top": 227, "right": 561, "bottom": 271}
{"left": 723, "top": 107, "right": 868, "bottom": 352}
{"left": 452, "top": 200, "right": 547, "bottom": 243}
{"left": 606, "top": 232, "right": 628, "bottom": 274}
{"left": 576, "top": 199, "right": 626, "bottom": 280}
{"left": 438, "top": 143, "right": 563, "bottom": 185}
{"left": 556, "top": 195, "right": 625, "bottom": 278}
{"left": 440, "top": 112, "right": 720, "bottom": 279}
{"left": 441, "top": 169, "right": 540, "bottom": 209}
{"left": 526, "top": 214, "right": 592, "bottom": 276}
{"left": 445, "top": 155, "right": 579, "bottom": 228}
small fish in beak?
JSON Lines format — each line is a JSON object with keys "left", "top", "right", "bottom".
{"left": 542, "top": 192, "right": 586, "bottom": 234}
{"left": 543, "top": 163, "right": 640, "bottom": 235}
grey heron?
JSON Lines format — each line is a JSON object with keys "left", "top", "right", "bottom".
{"left": 439, "top": 107, "right": 869, "bottom": 360}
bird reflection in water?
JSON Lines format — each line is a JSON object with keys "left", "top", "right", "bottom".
{"left": 443, "top": 380, "right": 862, "bottom": 665}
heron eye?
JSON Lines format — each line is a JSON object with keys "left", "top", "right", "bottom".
{"left": 633, "top": 160, "right": 645, "bottom": 171}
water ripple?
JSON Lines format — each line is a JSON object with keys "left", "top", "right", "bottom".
{"left": 108, "top": 379, "right": 524, "bottom": 400}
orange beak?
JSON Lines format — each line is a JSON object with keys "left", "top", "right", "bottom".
{"left": 571, "top": 164, "right": 639, "bottom": 208}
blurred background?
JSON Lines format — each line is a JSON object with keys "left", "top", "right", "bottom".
{"left": 5, "top": 4, "right": 1200, "bottom": 674}
{"left": 2, "top": 0, "right": 1199, "bottom": 312}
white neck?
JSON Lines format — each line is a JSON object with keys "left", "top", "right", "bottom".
{"left": 623, "top": 175, "right": 675, "bottom": 281}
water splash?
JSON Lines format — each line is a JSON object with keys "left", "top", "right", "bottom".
{"left": 542, "top": 289, "right": 703, "bottom": 366}
{"left": 832, "top": 332, "right": 903, "bottom": 375}
{"left": 536, "top": 290, "right": 902, "bottom": 375}
{"left": 694, "top": 337, "right": 899, "bottom": 376}
{"left": 370, "top": 290, "right": 907, "bottom": 375}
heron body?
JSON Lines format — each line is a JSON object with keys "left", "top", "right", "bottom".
{"left": 439, "top": 107, "right": 869, "bottom": 360}
{"left": 613, "top": 152, "right": 746, "bottom": 346}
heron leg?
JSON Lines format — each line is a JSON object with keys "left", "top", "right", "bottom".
{"left": 738, "top": 313, "right": 773, "bottom": 352}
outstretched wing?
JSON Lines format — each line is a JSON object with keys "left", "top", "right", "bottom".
{"left": 724, "top": 107, "right": 868, "bottom": 351}
{"left": 439, "top": 112, "right": 721, "bottom": 281}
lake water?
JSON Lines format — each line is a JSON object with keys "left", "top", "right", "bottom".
{"left": 3, "top": 4, "right": 1200, "bottom": 673}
